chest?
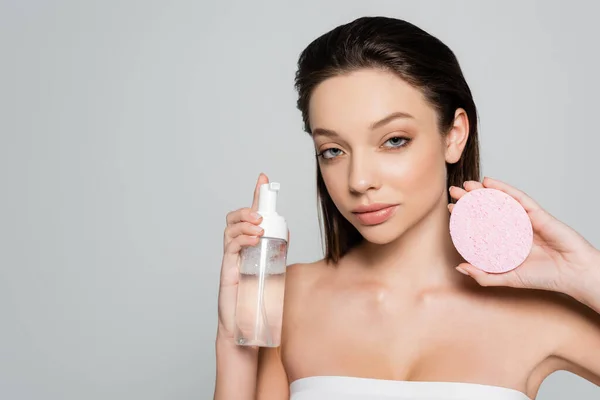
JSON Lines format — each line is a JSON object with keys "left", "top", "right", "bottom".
{"left": 281, "top": 286, "right": 535, "bottom": 384}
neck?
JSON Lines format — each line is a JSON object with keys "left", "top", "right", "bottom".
{"left": 351, "top": 193, "right": 467, "bottom": 289}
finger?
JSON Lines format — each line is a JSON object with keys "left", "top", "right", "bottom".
{"left": 226, "top": 207, "right": 262, "bottom": 226}
{"left": 449, "top": 185, "right": 468, "bottom": 201}
{"left": 224, "top": 234, "right": 260, "bottom": 256}
{"left": 251, "top": 173, "right": 270, "bottom": 211}
{"left": 225, "top": 222, "right": 264, "bottom": 242}
{"left": 482, "top": 176, "right": 541, "bottom": 212}
{"left": 463, "top": 180, "right": 484, "bottom": 191}
{"left": 447, "top": 203, "right": 455, "bottom": 213}
{"left": 455, "top": 263, "right": 518, "bottom": 288}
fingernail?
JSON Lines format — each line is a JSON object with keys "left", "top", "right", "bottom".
{"left": 252, "top": 225, "right": 264, "bottom": 234}
{"left": 449, "top": 186, "right": 455, "bottom": 192}
{"left": 456, "top": 267, "right": 470, "bottom": 276}
{"left": 251, "top": 212, "right": 261, "bottom": 220}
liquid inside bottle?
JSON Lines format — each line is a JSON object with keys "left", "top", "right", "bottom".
{"left": 234, "top": 237, "right": 287, "bottom": 347}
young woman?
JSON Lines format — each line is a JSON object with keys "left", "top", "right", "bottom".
{"left": 214, "top": 16, "right": 600, "bottom": 400}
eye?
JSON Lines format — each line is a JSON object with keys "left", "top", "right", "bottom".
{"left": 383, "top": 136, "right": 410, "bottom": 149}
{"left": 318, "top": 147, "right": 344, "bottom": 160}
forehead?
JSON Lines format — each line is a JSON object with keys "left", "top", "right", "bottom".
{"left": 308, "top": 69, "right": 435, "bottom": 132}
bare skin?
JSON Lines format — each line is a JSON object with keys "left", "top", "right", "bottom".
{"left": 216, "top": 68, "right": 600, "bottom": 400}
{"left": 254, "top": 69, "right": 600, "bottom": 399}
{"left": 256, "top": 195, "right": 600, "bottom": 399}
{"left": 258, "top": 251, "right": 600, "bottom": 399}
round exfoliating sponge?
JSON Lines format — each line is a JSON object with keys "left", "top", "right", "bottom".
{"left": 449, "top": 188, "right": 533, "bottom": 273}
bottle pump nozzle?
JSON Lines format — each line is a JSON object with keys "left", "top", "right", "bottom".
{"left": 258, "top": 182, "right": 280, "bottom": 215}
{"left": 257, "top": 182, "right": 287, "bottom": 242}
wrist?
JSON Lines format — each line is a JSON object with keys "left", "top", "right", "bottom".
{"left": 587, "top": 249, "right": 600, "bottom": 296}
{"left": 563, "top": 248, "right": 600, "bottom": 310}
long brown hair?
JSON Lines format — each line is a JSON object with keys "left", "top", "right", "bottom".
{"left": 294, "top": 16, "right": 480, "bottom": 263}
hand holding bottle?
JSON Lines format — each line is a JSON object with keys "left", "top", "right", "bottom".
{"left": 234, "top": 179, "right": 288, "bottom": 347}
{"left": 218, "top": 173, "right": 269, "bottom": 341}
{"left": 214, "top": 173, "right": 288, "bottom": 399}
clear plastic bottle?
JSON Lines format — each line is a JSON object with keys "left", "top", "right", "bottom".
{"left": 234, "top": 182, "right": 288, "bottom": 347}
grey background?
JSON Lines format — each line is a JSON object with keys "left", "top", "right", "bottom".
{"left": 1, "top": 0, "right": 598, "bottom": 399}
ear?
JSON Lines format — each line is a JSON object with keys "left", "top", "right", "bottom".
{"left": 444, "top": 108, "right": 469, "bottom": 164}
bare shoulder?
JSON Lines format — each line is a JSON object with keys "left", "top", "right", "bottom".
{"left": 287, "top": 259, "right": 328, "bottom": 286}
{"left": 282, "top": 259, "right": 329, "bottom": 313}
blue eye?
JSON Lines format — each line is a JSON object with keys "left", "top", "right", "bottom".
{"left": 319, "top": 148, "right": 344, "bottom": 159}
{"left": 384, "top": 137, "right": 409, "bottom": 148}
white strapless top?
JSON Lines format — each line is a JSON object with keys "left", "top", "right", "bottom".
{"left": 289, "top": 376, "right": 532, "bottom": 400}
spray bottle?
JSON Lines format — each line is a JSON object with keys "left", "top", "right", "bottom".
{"left": 234, "top": 182, "right": 288, "bottom": 347}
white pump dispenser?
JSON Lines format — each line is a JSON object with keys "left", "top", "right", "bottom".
{"left": 257, "top": 182, "right": 287, "bottom": 242}
{"left": 234, "top": 181, "right": 288, "bottom": 348}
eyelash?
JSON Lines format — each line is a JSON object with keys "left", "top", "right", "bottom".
{"left": 316, "top": 136, "right": 411, "bottom": 161}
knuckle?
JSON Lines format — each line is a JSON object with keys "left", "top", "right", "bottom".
{"left": 232, "top": 235, "right": 245, "bottom": 245}
{"left": 238, "top": 234, "right": 256, "bottom": 245}
{"left": 242, "top": 221, "right": 256, "bottom": 232}
{"left": 236, "top": 222, "right": 247, "bottom": 234}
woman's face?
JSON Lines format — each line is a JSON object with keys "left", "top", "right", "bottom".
{"left": 309, "top": 68, "right": 468, "bottom": 245}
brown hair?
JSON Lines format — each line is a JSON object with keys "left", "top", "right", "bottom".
{"left": 294, "top": 16, "right": 480, "bottom": 263}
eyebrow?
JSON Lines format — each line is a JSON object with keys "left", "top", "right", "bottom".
{"left": 312, "top": 111, "right": 414, "bottom": 138}
{"left": 370, "top": 111, "right": 414, "bottom": 130}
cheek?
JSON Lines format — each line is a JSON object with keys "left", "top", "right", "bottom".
{"left": 320, "top": 165, "right": 358, "bottom": 221}
{"left": 383, "top": 138, "right": 446, "bottom": 197}
{"left": 320, "top": 166, "right": 346, "bottom": 203}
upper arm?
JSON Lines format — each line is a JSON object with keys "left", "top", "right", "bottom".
{"left": 256, "top": 346, "right": 289, "bottom": 400}
{"left": 550, "top": 294, "right": 600, "bottom": 386}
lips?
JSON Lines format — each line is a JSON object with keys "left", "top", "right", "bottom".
{"left": 352, "top": 203, "right": 399, "bottom": 225}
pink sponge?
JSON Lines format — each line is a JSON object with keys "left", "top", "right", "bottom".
{"left": 449, "top": 188, "right": 533, "bottom": 274}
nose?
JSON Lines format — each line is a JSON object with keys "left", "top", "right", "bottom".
{"left": 348, "top": 152, "right": 380, "bottom": 194}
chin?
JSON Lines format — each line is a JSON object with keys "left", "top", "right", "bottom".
{"left": 353, "top": 219, "right": 407, "bottom": 245}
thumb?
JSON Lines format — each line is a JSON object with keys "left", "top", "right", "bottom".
{"left": 455, "top": 263, "right": 515, "bottom": 287}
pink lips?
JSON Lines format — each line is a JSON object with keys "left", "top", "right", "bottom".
{"left": 352, "top": 203, "right": 399, "bottom": 225}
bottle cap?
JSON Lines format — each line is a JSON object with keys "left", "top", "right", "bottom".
{"left": 257, "top": 182, "right": 287, "bottom": 241}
